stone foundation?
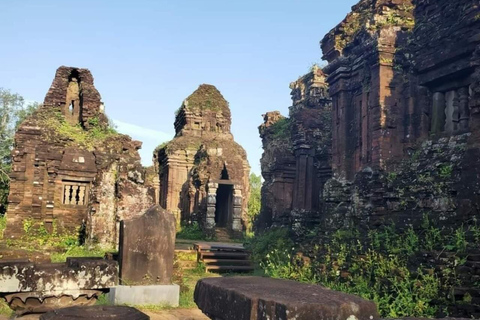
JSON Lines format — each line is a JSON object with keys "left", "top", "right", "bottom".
{"left": 108, "top": 284, "right": 179, "bottom": 307}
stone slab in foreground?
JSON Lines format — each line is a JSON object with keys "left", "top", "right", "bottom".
{"left": 194, "top": 276, "right": 379, "bottom": 320}
{"left": 387, "top": 318, "right": 472, "bottom": 320}
{"left": 40, "top": 305, "right": 149, "bottom": 319}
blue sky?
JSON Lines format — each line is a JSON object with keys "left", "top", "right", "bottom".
{"left": 0, "top": 0, "right": 355, "bottom": 175}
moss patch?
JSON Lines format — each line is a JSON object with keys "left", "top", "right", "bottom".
{"left": 35, "top": 108, "right": 119, "bottom": 150}
{"left": 332, "top": 0, "right": 414, "bottom": 52}
{"left": 160, "top": 136, "right": 203, "bottom": 155}
{"left": 183, "top": 84, "right": 230, "bottom": 117}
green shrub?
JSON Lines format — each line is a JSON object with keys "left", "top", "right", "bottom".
{"left": 0, "top": 299, "right": 12, "bottom": 317}
{"left": 246, "top": 173, "right": 262, "bottom": 235}
{"left": 0, "top": 214, "right": 6, "bottom": 239}
{"left": 95, "top": 293, "right": 109, "bottom": 306}
{"left": 245, "top": 227, "right": 293, "bottom": 268}
{"left": 250, "top": 223, "right": 475, "bottom": 318}
{"left": 269, "top": 118, "right": 290, "bottom": 140}
{"left": 176, "top": 222, "right": 206, "bottom": 240}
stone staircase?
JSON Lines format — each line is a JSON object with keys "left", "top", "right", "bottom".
{"left": 194, "top": 242, "right": 253, "bottom": 273}
{"left": 214, "top": 227, "right": 232, "bottom": 242}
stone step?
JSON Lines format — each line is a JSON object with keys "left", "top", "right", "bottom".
{"left": 194, "top": 241, "right": 252, "bottom": 273}
{"left": 194, "top": 242, "right": 248, "bottom": 252}
{"left": 205, "top": 265, "right": 254, "bottom": 272}
{"left": 200, "top": 251, "right": 249, "bottom": 259}
{"left": 198, "top": 247, "right": 248, "bottom": 253}
{"left": 214, "top": 228, "right": 233, "bottom": 242}
{"left": 203, "top": 258, "right": 252, "bottom": 266}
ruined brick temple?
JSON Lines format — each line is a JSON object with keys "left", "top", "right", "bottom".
{"left": 258, "top": 66, "right": 332, "bottom": 228}
{"left": 259, "top": 0, "right": 480, "bottom": 315}
{"left": 5, "top": 66, "right": 154, "bottom": 247}
{"left": 154, "top": 84, "right": 250, "bottom": 235}
{"left": 260, "top": 0, "right": 480, "bottom": 231}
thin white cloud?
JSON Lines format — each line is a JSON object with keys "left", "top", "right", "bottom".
{"left": 112, "top": 119, "right": 172, "bottom": 141}
{"left": 112, "top": 119, "right": 174, "bottom": 166}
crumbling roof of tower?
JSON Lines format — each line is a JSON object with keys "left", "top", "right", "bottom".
{"left": 321, "top": 0, "right": 414, "bottom": 56}
{"left": 44, "top": 66, "right": 97, "bottom": 105}
{"left": 183, "top": 84, "right": 231, "bottom": 118}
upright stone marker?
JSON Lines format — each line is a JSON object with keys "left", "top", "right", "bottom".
{"left": 119, "top": 205, "right": 175, "bottom": 284}
{"left": 109, "top": 205, "right": 179, "bottom": 306}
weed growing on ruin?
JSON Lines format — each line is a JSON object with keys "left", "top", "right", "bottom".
{"left": 0, "top": 214, "right": 6, "bottom": 239}
{"left": 424, "top": 225, "right": 442, "bottom": 251}
{"left": 404, "top": 226, "right": 419, "bottom": 255}
{"left": 450, "top": 226, "right": 467, "bottom": 253}
{"left": 438, "top": 164, "right": 453, "bottom": 179}
{"left": 0, "top": 300, "right": 12, "bottom": 317}
{"left": 10, "top": 219, "right": 111, "bottom": 262}
{"left": 386, "top": 172, "right": 397, "bottom": 184}
{"left": 176, "top": 222, "right": 212, "bottom": 240}
{"left": 269, "top": 118, "right": 291, "bottom": 140}
{"left": 95, "top": 293, "right": 109, "bottom": 306}
{"left": 250, "top": 221, "right": 479, "bottom": 318}
{"left": 41, "top": 110, "right": 118, "bottom": 150}
{"left": 22, "top": 218, "right": 34, "bottom": 234}
{"left": 471, "top": 218, "right": 480, "bottom": 243}
{"left": 154, "top": 141, "right": 169, "bottom": 154}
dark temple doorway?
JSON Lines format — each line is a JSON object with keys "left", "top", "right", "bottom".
{"left": 215, "top": 184, "right": 233, "bottom": 227}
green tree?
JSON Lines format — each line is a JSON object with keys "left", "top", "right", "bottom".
{"left": 247, "top": 172, "right": 262, "bottom": 234}
{"left": 0, "top": 88, "right": 39, "bottom": 214}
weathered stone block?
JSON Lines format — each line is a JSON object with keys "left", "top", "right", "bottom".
{"left": 0, "top": 258, "right": 118, "bottom": 315}
{"left": 40, "top": 305, "right": 149, "bottom": 320}
{"left": 194, "top": 276, "right": 379, "bottom": 320}
{"left": 118, "top": 205, "right": 176, "bottom": 285}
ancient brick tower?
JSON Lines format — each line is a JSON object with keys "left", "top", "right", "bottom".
{"left": 154, "top": 84, "right": 250, "bottom": 236}
{"left": 258, "top": 67, "right": 332, "bottom": 228}
{"left": 259, "top": 0, "right": 480, "bottom": 231}
{"left": 321, "top": 0, "right": 480, "bottom": 180}
{"left": 5, "top": 66, "right": 154, "bottom": 247}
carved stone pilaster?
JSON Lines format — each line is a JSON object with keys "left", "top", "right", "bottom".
{"left": 232, "top": 186, "right": 243, "bottom": 232}
{"left": 206, "top": 182, "right": 218, "bottom": 230}
{"left": 458, "top": 87, "right": 470, "bottom": 130}
{"left": 432, "top": 92, "right": 446, "bottom": 134}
